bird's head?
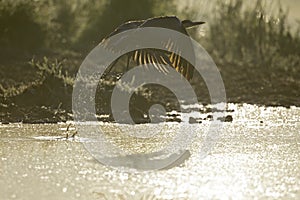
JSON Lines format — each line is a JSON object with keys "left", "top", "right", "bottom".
{"left": 182, "top": 20, "right": 205, "bottom": 29}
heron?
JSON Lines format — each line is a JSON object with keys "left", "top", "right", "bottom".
{"left": 101, "top": 16, "right": 205, "bottom": 81}
{"left": 94, "top": 17, "right": 205, "bottom": 163}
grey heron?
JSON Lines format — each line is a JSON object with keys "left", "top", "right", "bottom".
{"left": 101, "top": 16, "right": 205, "bottom": 80}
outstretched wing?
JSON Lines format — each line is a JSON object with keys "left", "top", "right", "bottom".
{"left": 100, "top": 17, "right": 195, "bottom": 80}
{"left": 131, "top": 49, "right": 194, "bottom": 81}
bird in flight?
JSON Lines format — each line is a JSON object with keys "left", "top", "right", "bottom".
{"left": 101, "top": 16, "right": 205, "bottom": 81}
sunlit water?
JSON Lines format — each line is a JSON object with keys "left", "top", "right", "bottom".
{"left": 0, "top": 104, "right": 299, "bottom": 199}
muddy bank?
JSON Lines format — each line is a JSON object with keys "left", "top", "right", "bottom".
{"left": 0, "top": 60, "right": 299, "bottom": 123}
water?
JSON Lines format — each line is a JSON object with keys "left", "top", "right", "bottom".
{"left": 0, "top": 104, "right": 299, "bottom": 199}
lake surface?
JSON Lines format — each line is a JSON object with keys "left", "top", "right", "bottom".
{"left": 0, "top": 104, "right": 299, "bottom": 199}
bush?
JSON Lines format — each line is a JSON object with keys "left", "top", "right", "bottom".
{"left": 75, "top": 0, "right": 167, "bottom": 51}
{"left": 207, "top": 0, "right": 300, "bottom": 71}
{"left": 0, "top": 1, "right": 45, "bottom": 52}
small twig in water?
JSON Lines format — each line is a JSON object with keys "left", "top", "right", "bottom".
{"left": 65, "top": 124, "right": 77, "bottom": 139}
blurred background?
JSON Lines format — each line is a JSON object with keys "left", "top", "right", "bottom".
{"left": 0, "top": 0, "right": 299, "bottom": 123}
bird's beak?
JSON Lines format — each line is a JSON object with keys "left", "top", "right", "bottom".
{"left": 186, "top": 21, "right": 205, "bottom": 29}
{"left": 193, "top": 21, "right": 205, "bottom": 26}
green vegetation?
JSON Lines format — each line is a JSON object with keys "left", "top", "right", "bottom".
{"left": 29, "top": 57, "right": 74, "bottom": 86}
{"left": 200, "top": 0, "right": 299, "bottom": 105}
{"left": 0, "top": 1, "right": 44, "bottom": 52}
{"left": 0, "top": 0, "right": 299, "bottom": 122}
{"left": 207, "top": 0, "right": 300, "bottom": 69}
{"left": 0, "top": 0, "right": 175, "bottom": 53}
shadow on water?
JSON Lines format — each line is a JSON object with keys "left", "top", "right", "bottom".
{"left": 1, "top": 104, "right": 299, "bottom": 199}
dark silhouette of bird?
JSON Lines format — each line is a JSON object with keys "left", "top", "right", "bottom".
{"left": 101, "top": 16, "right": 205, "bottom": 81}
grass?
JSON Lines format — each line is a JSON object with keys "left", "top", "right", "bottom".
{"left": 29, "top": 57, "right": 74, "bottom": 87}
